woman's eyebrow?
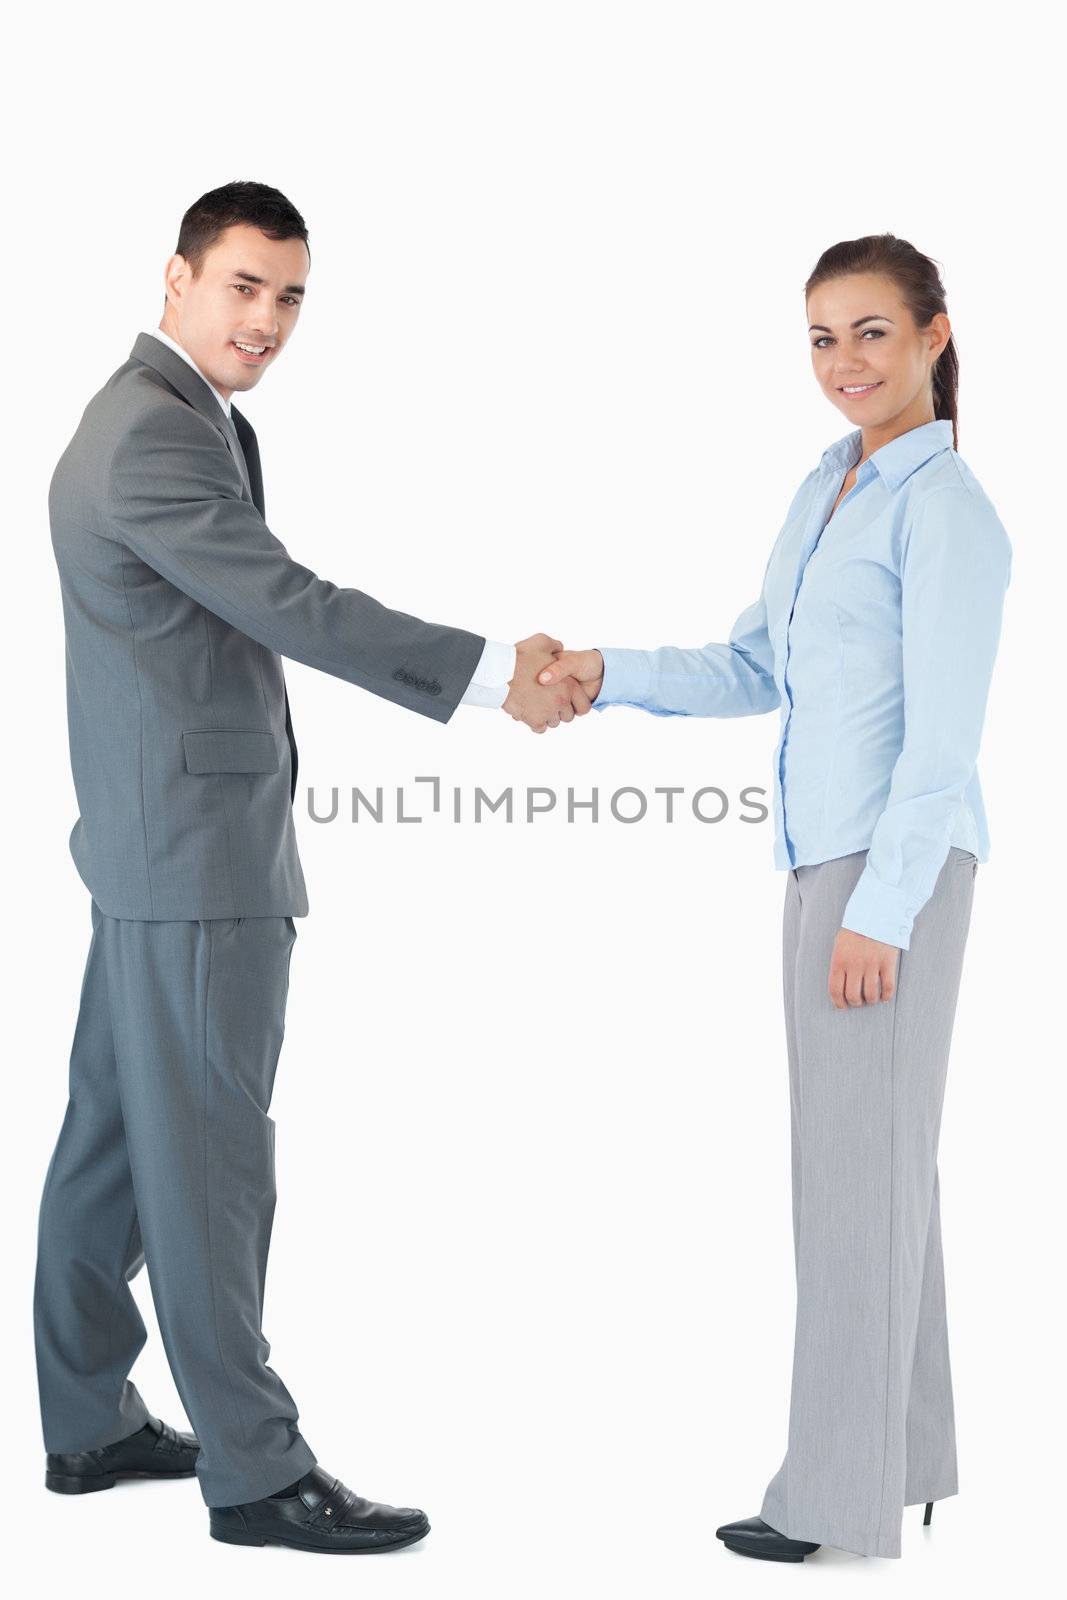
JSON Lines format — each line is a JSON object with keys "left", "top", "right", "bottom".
{"left": 808, "top": 314, "right": 895, "bottom": 333}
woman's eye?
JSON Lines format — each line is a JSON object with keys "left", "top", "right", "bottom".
{"left": 811, "top": 328, "right": 886, "bottom": 349}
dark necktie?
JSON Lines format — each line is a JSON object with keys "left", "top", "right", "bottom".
{"left": 228, "top": 406, "right": 300, "bottom": 804}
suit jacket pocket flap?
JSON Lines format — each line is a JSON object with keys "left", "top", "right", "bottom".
{"left": 182, "top": 728, "right": 280, "bottom": 774}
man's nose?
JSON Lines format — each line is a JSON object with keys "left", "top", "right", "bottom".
{"left": 248, "top": 306, "right": 280, "bottom": 339}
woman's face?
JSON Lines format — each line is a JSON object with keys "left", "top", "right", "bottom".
{"left": 806, "top": 272, "right": 950, "bottom": 432}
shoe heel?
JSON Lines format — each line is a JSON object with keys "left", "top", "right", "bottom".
{"left": 210, "top": 1525, "right": 267, "bottom": 1547}
{"left": 46, "top": 1471, "right": 117, "bottom": 1494}
{"left": 923, "top": 1502, "right": 934, "bottom": 1526}
{"left": 210, "top": 1508, "right": 266, "bottom": 1547}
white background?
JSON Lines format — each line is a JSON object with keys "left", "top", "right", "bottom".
{"left": 5, "top": 2, "right": 1060, "bottom": 1594}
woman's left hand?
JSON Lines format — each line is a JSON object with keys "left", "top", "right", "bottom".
{"left": 828, "top": 928, "right": 900, "bottom": 1008}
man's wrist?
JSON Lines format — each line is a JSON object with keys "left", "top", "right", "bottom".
{"left": 458, "top": 638, "right": 516, "bottom": 708}
{"left": 471, "top": 638, "right": 517, "bottom": 689}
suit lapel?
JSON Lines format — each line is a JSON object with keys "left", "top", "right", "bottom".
{"left": 129, "top": 332, "right": 252, "bottom": 499}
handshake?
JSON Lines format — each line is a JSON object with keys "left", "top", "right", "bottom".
{"left": 501, "top": 633, "right": 605, "bottom": 734}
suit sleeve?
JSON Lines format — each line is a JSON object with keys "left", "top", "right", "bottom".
{"left": 840, "top": 484, "right": 1012, "bottom": 949}
{"left": 107, "top": 400, "right": 488, "bottom": 723}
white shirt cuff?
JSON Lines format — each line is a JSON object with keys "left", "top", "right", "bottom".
{"left": 459, "top": 638, "right": 516, "bottom": 709}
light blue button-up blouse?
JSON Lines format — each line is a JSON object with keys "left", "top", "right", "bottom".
{"left": 592, "top": 419, "right": 1012, "bottom": 950}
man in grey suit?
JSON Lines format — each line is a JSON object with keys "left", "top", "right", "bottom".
{"left": 35, "top": 179, "right": 592, "bottom": 1554}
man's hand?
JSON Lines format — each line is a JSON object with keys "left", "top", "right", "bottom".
{"left": 828, "top": 927, "right": 900, "bottom": 1008}
{"left": 536, "top": 648, "right": 604, "bottom": 703}
{"left": 502, "top": 635, "right": 595, "bottom": 734}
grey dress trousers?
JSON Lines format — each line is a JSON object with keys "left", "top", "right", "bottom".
{"left": 759, "top": 844, "right": 978, "bottom": 1558}
{"left": 33, "top": 899, "right": 318, "bottom": 1506}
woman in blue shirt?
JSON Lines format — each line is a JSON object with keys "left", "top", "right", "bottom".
{"left": 535, "top": 233, "right": 1012, "bottom": 1563}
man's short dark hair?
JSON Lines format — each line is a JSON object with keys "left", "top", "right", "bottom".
{"left": 175, "top": 180, "right": 310, "bottom": 277}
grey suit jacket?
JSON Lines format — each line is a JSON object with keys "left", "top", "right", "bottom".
{"left": 50, "top": 332, "right": 487, "bottom": 919}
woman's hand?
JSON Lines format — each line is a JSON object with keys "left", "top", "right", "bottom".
{"left": 828, "top": 927, "right": 900, "bottom": 1008}
{"left": 537, "top": 649, "right": 604, "bottom": 702}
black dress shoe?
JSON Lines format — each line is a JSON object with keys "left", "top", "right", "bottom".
{"left": 715, "top": 1515, "right": 821, "bottom": 1562}
{"left": 209, "top": 1464, "right": 430, "bottom": 1553}
{"left": 46, "top": 1413, "right": 199, "bottom": 1494}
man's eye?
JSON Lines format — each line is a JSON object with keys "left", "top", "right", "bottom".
{"left": 232, "top": 286, "right": 299, "bottom": 306}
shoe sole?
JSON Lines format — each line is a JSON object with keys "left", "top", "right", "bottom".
{"left": 46, "top": 1467, "right": 197, "bottom": 1494}
{"left": 721, "top": 1539, "right": 809, "bottom": 1562}
{"left": 209, "top": 1519, "right": 431, "bottom": 1554}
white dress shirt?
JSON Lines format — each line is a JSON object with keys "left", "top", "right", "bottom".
{"left": 143, "top": 328, "right": 514, "bottom": 707}
{"left": 148, "top": 324, "right": 233, "bottom": 417}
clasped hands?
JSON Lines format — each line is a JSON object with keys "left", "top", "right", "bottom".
{"left": 501, "top": 635, "right": 604, "bottom": 733}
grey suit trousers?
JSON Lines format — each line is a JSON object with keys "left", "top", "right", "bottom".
{"left": 34, "top": 899, "right": 317, "bottom": 1506}
{"left": 760, "top": 845, "right": 977, "bottom": 1558}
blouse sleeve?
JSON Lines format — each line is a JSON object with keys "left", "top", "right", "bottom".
{"left": 840, "top": 483, "right": 1012, "bottom": 949}
{"left": 587, "top": 472, "right": 820, "bottom": 720}
{"left": 590, "top": 587, "right": 782, "bottom": 718}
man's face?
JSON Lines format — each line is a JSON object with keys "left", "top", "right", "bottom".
{"left": 160, "top": 223, "right": 309, "bottom": 401}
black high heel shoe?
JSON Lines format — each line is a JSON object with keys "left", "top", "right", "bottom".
{"left": 714, "top": 1517, "right": 819, "bottom": 1562}
{"left": 716, "top": 1502, "right": 936, "bottom": 1561}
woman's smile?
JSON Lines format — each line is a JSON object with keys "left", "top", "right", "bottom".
{"left": 837, "top": 380, "right": 884, "bottom": 398}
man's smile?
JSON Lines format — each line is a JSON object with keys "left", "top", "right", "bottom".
{"left": 231, "top": 339, "right": 272, "bottom": 364}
